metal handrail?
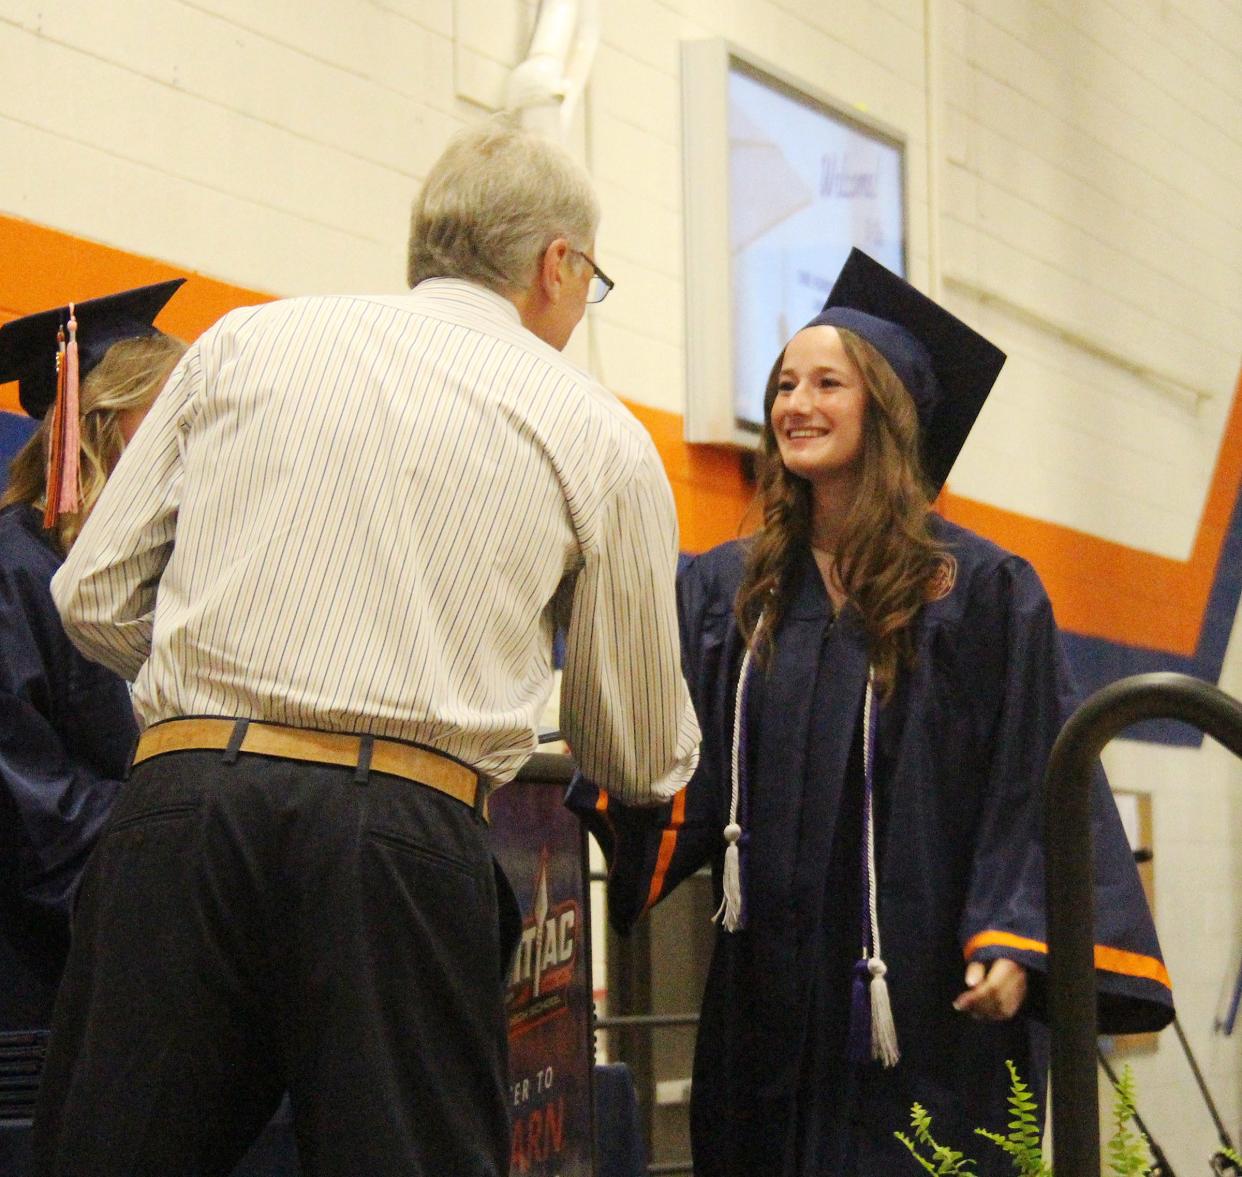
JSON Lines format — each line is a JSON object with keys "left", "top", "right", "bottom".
{"left": 1045, "top": 672, "right": 1242, "bottom": 1175}
{"left": 595, "top": 1012, "right": 699, "bottom": 1029}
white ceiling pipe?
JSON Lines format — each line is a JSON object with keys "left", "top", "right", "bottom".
{"left": 557, "top": 0, "right": 600, "bottom": 136}
{"left": 504, "top": 0, "right": 600, "bottom": 142}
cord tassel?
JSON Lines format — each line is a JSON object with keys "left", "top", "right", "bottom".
{"left": 714, "top": 822, "right": 743, "bottom": 931}
{"left": 867, "top": 957, "right": 900, "bottom": 1067}
{"left": 847, "top": 957, "right": 872, "bottom": 1063}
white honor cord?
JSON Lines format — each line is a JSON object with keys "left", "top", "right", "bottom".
{"left": 714, "top": 630, "right": 757, "bottom": 932}
{"left": 862, "top": 673, "right": 881, "bottom": 959}
{"left": 863, "top": 670, "right": 900, "bottom": 1066}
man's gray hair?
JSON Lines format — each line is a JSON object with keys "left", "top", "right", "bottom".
{"left": 407, "top": 118, "right": 601, "bottom": 293}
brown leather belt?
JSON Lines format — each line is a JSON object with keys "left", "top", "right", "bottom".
{"left": 132, "top": 718, "right": 486, "bottom": 818}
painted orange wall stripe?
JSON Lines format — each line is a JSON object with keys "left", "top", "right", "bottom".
{"left": 642, "top": 787, "right": 687, "bottom": 917}
{"left": 3, "top": 213, "right": 1238, "bottom": 659}
{"left": 0, "top": 214, "right": 271, "bottom": 416}
{"left": 963, "top": 929, "right": 1172, "bottom": 990}
{"left": 623, "top": 400, "right": 758, "bottom": 556}
{"left": 623, "top": 375, "right": 1242, "bottom": 659}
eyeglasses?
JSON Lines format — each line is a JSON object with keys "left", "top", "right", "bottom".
{"left": 569, "top": 250, "right": 615, "bottom": 304}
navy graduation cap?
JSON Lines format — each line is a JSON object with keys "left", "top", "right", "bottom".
{"left": 805, "top": 248, "right": 1006, "bottom": 491}
{"left": 0, "top": 279, "right": 185, "bottom": 420}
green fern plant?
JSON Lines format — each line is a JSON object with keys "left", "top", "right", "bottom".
{"left": 897, "top": 1060, "right": 1154, "bottom": 1176}
{"left": 1104, "top": 1065, "right": 1151, "bottom": 1176}
{"left": 896, "top": 1102, "right": 979, "bottom": 1175}
{"left": 973, "top": 1060, "right": 1051, "bottom": 1177}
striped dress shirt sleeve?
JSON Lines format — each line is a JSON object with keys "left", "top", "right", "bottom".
{"left": 50, "top": 345, "right": 202, "bottom": 682}
{"left": 558, "top": 437, "right": 700, "bottom": 803}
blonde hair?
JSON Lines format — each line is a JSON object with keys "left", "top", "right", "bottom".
{"left": 2, "top": 332, "right": 187, "bottom": 554}
{"left": 407, "top": 117, "right": 600, "bottom": 293}
{"left": 735, "top": 328, "right": 946, "bottom": 698}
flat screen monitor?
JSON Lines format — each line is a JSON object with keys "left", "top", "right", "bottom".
{"left": 682, "top": 43, "right": 907, "bottom": 444}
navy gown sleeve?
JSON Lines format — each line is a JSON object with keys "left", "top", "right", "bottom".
{"left": 957, "top": 556, "right": 1174, "bottom": 1034}
{"left": 0, "top": 541, "right": 131, "bottom": 923}
{"left": 566, "top": 553, "right": 726, "bottom": 933}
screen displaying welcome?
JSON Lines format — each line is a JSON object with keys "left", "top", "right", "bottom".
{"left": 728, "top": 61, "right": 905, "bottom": 432}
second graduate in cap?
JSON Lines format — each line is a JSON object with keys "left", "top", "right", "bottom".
{"left": 570, "top": 250, "right": 1173, "bottom": 1176}
{"left": 0, "top": 282, "right": 185, "bottom": 1031}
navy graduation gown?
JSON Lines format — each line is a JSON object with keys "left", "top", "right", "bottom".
{"left": 568, "top": 516, "right": 1173, "bottom": 1176}
{"left": 0, "top": 503, "right": 135, "bottom": 1030}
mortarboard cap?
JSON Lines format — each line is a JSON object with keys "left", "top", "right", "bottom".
{"left": 0, "top": 279, "right": 186, "bottom": 420}
{"left": 803, "top": 249, "right": 1005, "bottom": 491}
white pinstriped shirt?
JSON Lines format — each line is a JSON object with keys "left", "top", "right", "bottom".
{"left": 52, "top": 279, "right": 699, "bottom": 803}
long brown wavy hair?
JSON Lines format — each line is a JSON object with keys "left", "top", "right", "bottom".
{"left": 2, "top": 333, "right": 186, "bottom": 554}
{"left": 734, "top": 326, "right": 947, "bottom": 697}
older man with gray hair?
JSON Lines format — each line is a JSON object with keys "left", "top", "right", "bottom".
{"left": 34, "top": 118, "right": 699, "bottom": 1177}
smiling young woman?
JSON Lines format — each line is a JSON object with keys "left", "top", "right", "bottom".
{"left": 743, "top": 318, "right": 942, "bottom": 691}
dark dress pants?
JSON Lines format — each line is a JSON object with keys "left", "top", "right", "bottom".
{"left": 31, "top": 749, "right": 517, "bottom": 1177}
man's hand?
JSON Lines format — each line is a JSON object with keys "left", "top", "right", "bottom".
{"left": 953, "top": 958, "right": 1027, "bottom": 1021}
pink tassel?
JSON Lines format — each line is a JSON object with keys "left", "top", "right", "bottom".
{"left": 43, "top": 330, "right": 67, "bottom": 529}
{"left": 57, "top": 305, "right": 81, "bottom": 514}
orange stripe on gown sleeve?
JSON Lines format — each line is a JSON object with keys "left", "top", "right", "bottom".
{"left": 962, "top": 929, "right": 1172, "bottom": 990}
{"left": 642, "top": 788, "right": 688, "bottom": 916}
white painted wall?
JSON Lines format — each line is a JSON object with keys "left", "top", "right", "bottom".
{"left": 942, "top": 0, "right": 1242, "bottom": 564}
{"left": 1, "top": 0, "right": 461, "bottom": 293}
{"left": 2, "top": 0, "right": 1241, "bottom": 1166}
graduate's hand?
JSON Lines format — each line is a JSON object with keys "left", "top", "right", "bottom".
{"left": 953, "top": 958, "right": 1027, "bottom": 1021}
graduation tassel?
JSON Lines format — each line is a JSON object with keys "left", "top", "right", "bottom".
{"left": 56, "top": 305, "right": 81, "bottom": 515}
{"left": 42, "top": 326, "right": 68, "bottom": 530}
{"left": 713, "top": 626, "right": 758, "bottom": 933}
